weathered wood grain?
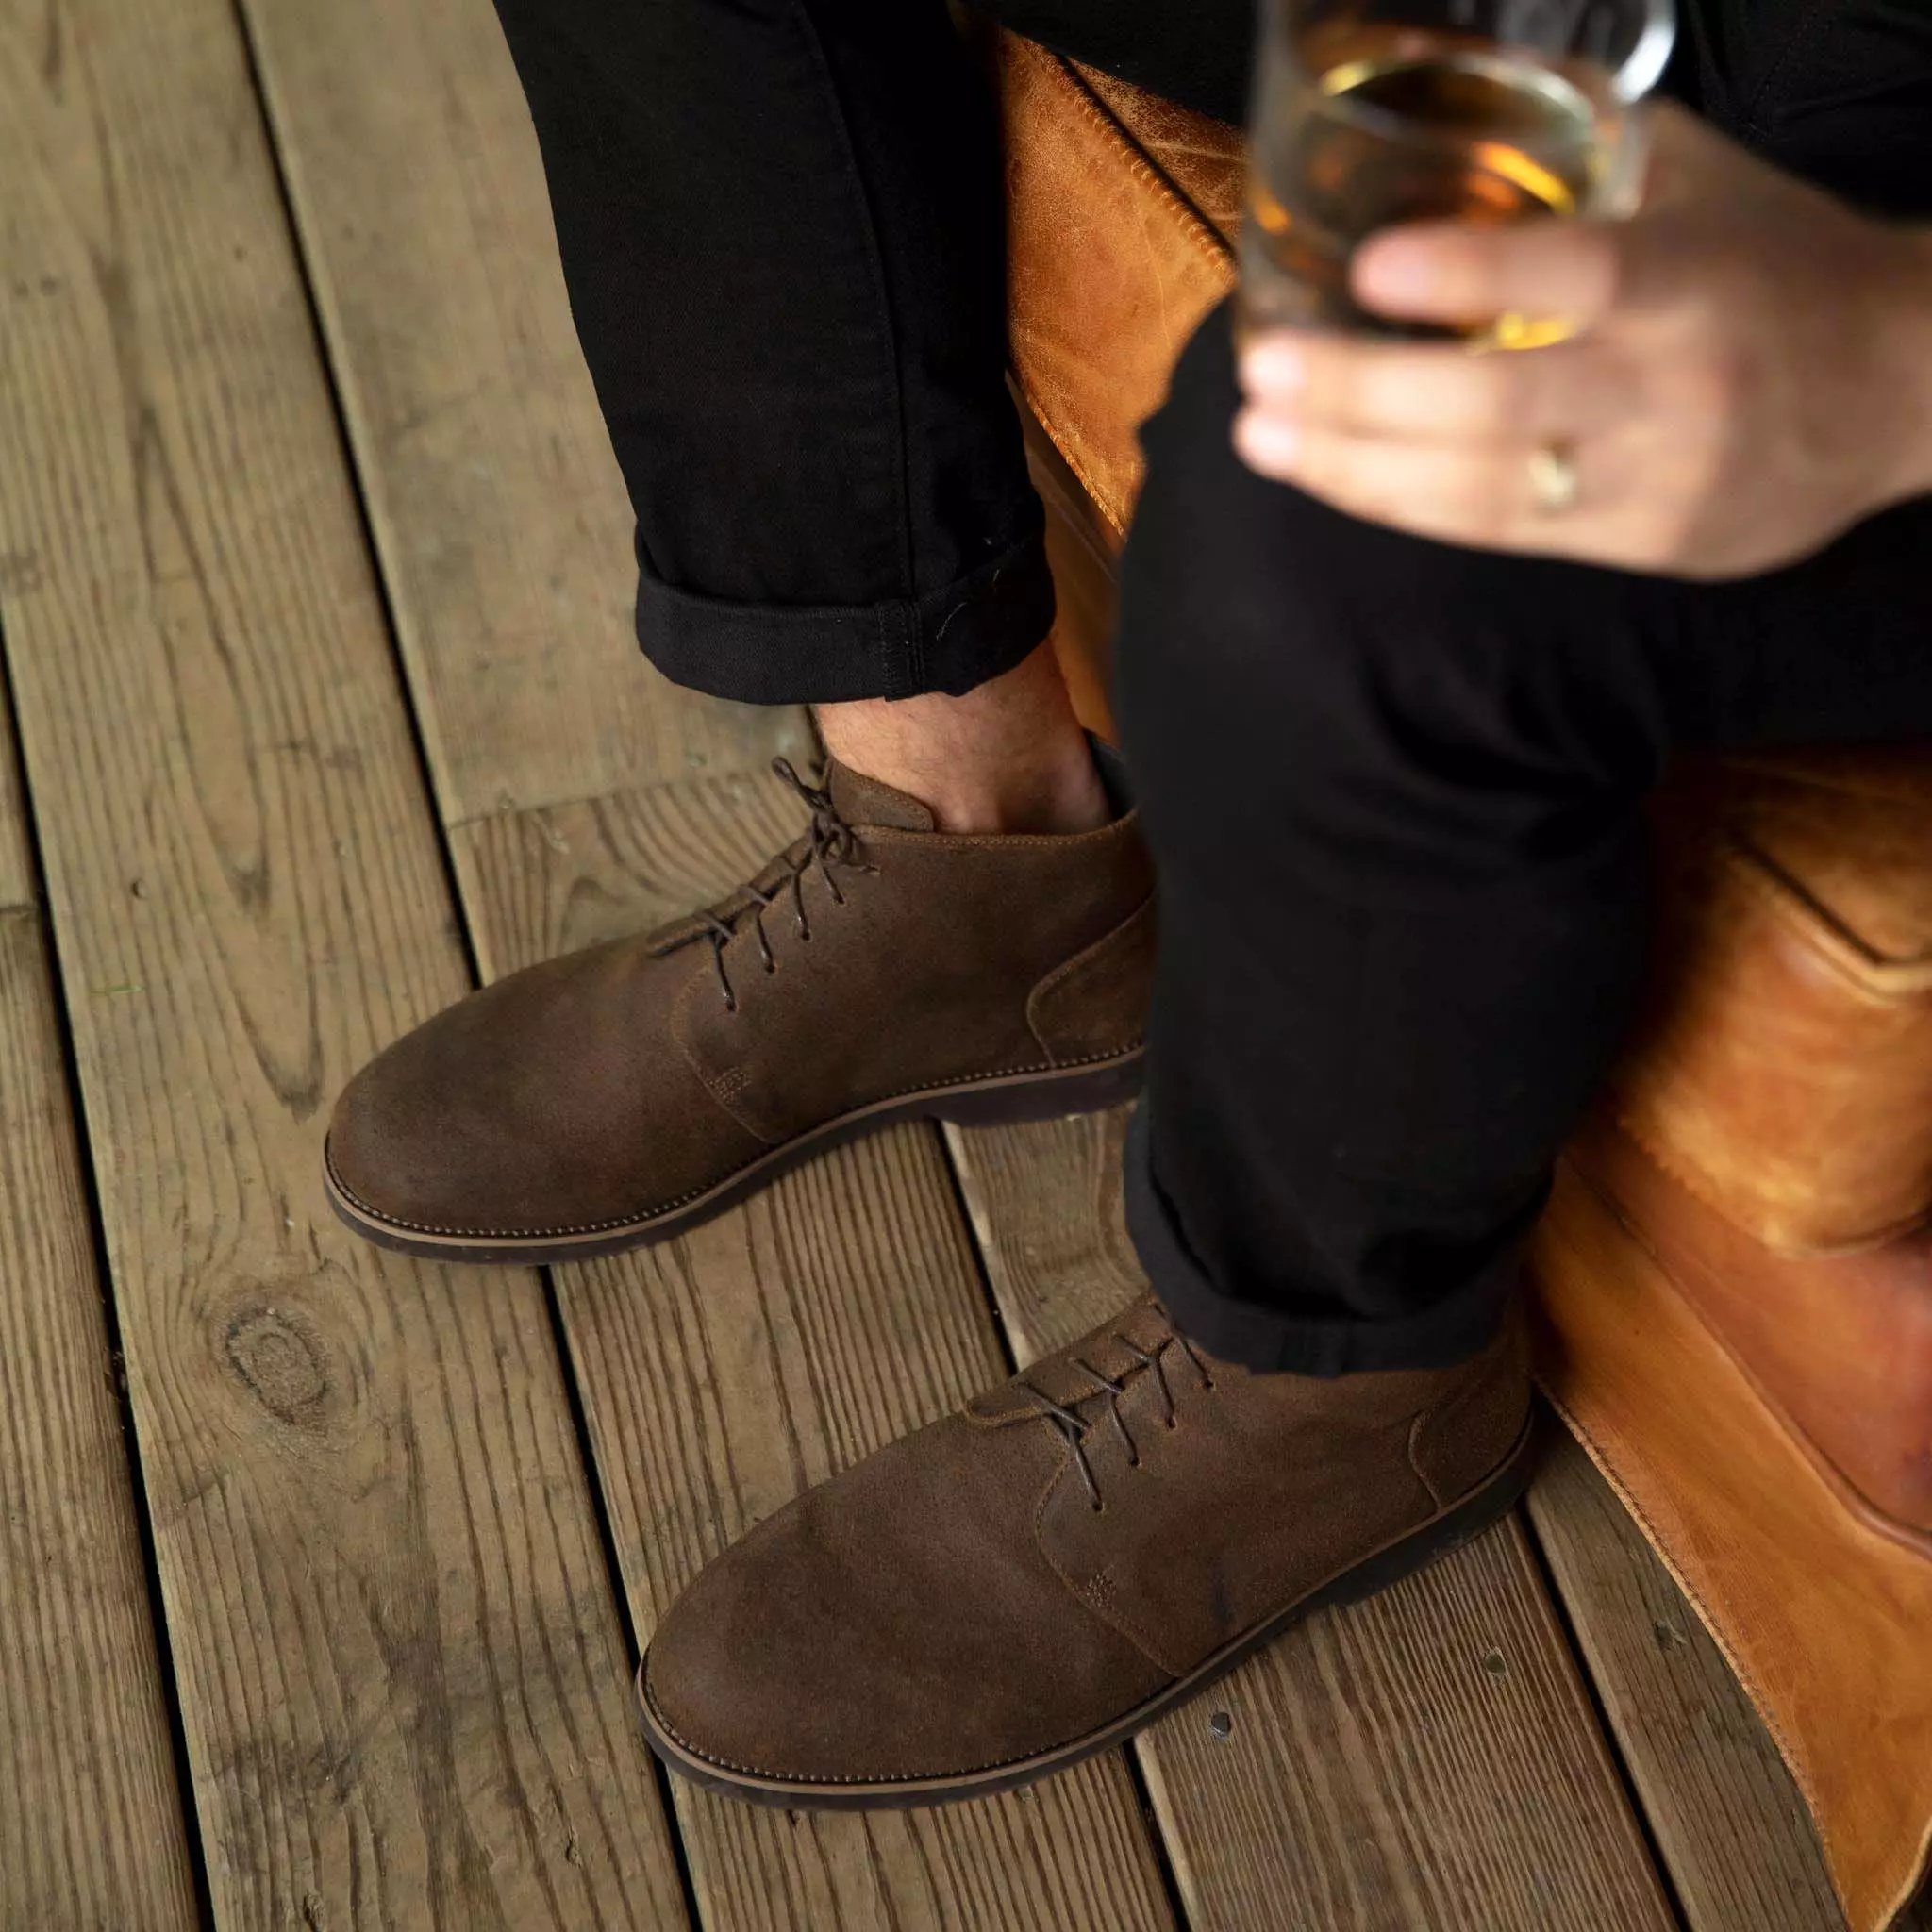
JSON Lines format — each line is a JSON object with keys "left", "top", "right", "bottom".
{"left": 0, "top": 0, "right": 686, "bottom": 1922}
{"left": 0, "top": 733, "right": 200, "bottom": 1924}
{"left": 236, "top": 0, "right": 808, "bottom": 825}
{"left": 946, "top": 1108, "right": 1676, "bottom": 1931}
{"left": 1528, "top": 1431, "right": 1851, "bottom": 1932}
{"left": 455, "top": 780, "right": 1179, "bottom": 1932}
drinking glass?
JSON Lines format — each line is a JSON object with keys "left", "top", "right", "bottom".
{"left": 1241, "top": 0, "right": 1676, "bottom": 344}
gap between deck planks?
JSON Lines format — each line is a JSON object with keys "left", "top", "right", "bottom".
{"left": 1528, "top": 1434, "right": 1851, "bottom": 1932}
{"left": 0, "top": 0, "right": 687, "bottom": 1923}
{"left": 0, "top": 667, "right": 201, "bottom": 1924}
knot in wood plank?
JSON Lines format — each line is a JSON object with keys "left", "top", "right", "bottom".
{"left": 224, "top": 1302, "right": 332, "bottom": 1424}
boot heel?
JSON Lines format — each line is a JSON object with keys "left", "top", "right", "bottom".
{"left": 930, "top": 1052, "right": 1144, "bottom": 1127}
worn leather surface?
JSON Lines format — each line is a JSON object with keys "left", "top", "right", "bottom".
{"left": 326, "top": 759, "right": 1152, "bottom": 1238}
{"left": 1535, "top": 1159, "right": 1932, "bottom": 1932}
{"left": 1575, "top": 1112, "right": 1932, "bottom": 1541}
{"left": 1001, "top": 35, "right": 1238, "bottom": 540}
{"left": 1622, "top": 751, "right": 1932, "bottom": 1256}
{"left": 644, "top": 1295, "right": 1527, "bottom": 1786}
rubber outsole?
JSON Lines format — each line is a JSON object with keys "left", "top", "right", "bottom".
{"left": 635, "top": 1412, "right": 1540, "bottom": 1809}
{"left": 324, "top": 1047, "right": 1146, "bottom": 1266}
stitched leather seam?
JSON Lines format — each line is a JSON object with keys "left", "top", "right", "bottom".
{"left": 1007, "top": 43, "right": 1235, "bottom": 537}
{"left": 326, "top": 1045, "right": 1142, "bottom": 1239}
{"left": 856, "top": 816, "right": 1137, "bottom": 853}
{"left": 1030, "top": 1440, "right": 1191, "bottom": 1678}
{"left": 1047, "top": 51, "right": 1235, "bottom": 275}
{"left": 1011, "top": 375, "right": 1129, "bottom": 536}
{"left": 672, "top": 964, "right": 785, "bottom": 1145}
{"left": 1027, "top": 894, "right": 1155, "bottom": 1062}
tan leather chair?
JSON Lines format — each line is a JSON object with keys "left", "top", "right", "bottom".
{"left": 996, "top": 34, "right": 1932, "bottom": 1930}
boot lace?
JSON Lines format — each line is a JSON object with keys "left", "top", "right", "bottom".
{"left": 657, "top": 757, "right": 878, "bottom": 1012}
{"left": 1021, "top": 1327, "right": 1215, "bottom": 1513}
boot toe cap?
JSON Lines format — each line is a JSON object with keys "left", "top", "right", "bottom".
{"left": 325, "top": 941, "right": 746, "bottom": 1240}
{"left": 325, "top": 994, "right": 525, "bottom": 1236}
{"left": 640, "top": 1417, "right": 1170, "bottom": 1792}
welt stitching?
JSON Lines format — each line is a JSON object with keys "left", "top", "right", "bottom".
{"left": 643, "top": 1678, "right": 1073, "bottom": 1787}
{"left": 326, "top": 1045, "right": 1143, "bottom": 1239}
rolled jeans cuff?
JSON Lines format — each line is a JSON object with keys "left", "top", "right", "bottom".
{"left": 1123, "top": 1106, "right": 1523, "bottom": 1378}
{"left": 631, "top": 520, "right": 1057, "bottom": 707}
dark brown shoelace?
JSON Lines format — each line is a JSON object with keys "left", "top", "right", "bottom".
{"left": 663, "top": 757, "right": 878, "bottom": 1013}
{"left": 1021, "top": 1327, "right": 1215, "bottom": 1513}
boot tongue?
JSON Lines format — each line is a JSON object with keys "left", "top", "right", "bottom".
{"left": 827, "top": 760, "right": 936, "bottom": 833}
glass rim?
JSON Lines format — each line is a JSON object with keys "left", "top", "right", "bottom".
{"left": 1275, "top": 0, "right": 1676, "bottom": 108}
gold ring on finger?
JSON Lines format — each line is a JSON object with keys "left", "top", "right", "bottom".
{"left": 1527, "top": 438, "right": 1581, "bottom": 516}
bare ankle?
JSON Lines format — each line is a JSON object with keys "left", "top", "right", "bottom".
{"left": 815, "top": 640, "right": 1109, "bottom": 835}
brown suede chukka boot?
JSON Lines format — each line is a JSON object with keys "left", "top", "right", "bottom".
{"left": 639, "top": 1295, "right": 1534, "bottom": 1807}
{"left": 324, "top": 754, "right": 1152, "bottom": 1263}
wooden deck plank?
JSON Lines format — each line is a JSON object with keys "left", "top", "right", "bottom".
{"left": 1527, "top": 1433, "right": 1850, "bottom": 1931}
{"left": 0, "top": 2, "right": 686, "bottom": 1924}
{"left": 945, "top": 1108, "right": 1677, "bottom": 1931}
{"left": 234, "top": 0, "right": 807, "bottom": 827}
{"left": 234, "top": 0, "right": 1188, "bottom": 1917}
{"left": 0, "top": 749, "right": 200, "bottom": 1926}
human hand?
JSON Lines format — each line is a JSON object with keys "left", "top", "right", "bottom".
{"left": 1234, "top": 104, "right": 1932, "bottom": 577}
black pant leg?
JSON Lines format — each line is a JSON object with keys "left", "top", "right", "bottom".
{"left": 1117, "top": 303, "right": 1932, "bottom": 1376}
{"left": 490, "top": 0, "right": 1053, "bottom": 703}
{"left": 1107, "top": 0, "right": 1932, "bottom": 1374}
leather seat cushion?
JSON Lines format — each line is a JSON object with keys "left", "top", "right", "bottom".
{"left": 1001, "top": 36, "right": 1238, "bottom": 537}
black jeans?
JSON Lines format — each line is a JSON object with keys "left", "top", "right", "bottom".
{"left": 492, "top": 0, "right": 1932, "bottom": 1374}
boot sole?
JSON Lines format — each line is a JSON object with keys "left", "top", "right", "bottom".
{"left": 324, "top": 1046, "right": 1144, "bottom": 1266}
{"left": 635, "top": 1411, "right": 1540, "bottom": 1809}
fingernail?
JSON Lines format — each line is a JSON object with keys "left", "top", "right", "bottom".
{"left": 1235, "top": 412, "right": 1301, "bottom": 471}
{"left": 1241, "top": 338, "right": 1306, "bottom": 394}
